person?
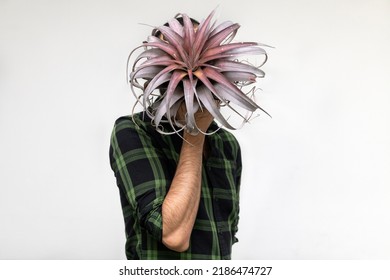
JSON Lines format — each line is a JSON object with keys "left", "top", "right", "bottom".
{"left": 109, "top": 12, "right": 260, "bottom": 260}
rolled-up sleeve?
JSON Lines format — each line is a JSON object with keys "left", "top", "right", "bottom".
{"left": 109, "top": 117, "right": 170, "bottom": 242}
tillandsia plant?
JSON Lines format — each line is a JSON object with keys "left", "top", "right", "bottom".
{"left": 128, "top": 9, "right": 270, "bottom": 135}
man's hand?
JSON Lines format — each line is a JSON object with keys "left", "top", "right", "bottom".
{"left": 176, "top": 102, "right": 214, "bottom": 135}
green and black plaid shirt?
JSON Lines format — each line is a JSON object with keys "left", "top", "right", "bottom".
{"left": 109, "top": 112, "right": 242, "bottom": 259}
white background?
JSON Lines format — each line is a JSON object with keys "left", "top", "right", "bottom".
{"left": 0, "top": 0, "right": 389, "bottom": 259}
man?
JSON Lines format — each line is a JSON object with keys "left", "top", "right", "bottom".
{"left": 109, "top": 10, "right": 268, "bottom": 259}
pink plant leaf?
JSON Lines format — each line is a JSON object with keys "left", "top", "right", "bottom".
{"left": 203, "top": 23, "right": 240, "bottom": 49}
{"left": 142, "top": 64, "right": 182, "bottom": 105}
{"left": 182, "top": 13, "right": 196, "bottom": 54}
{"left": 137, "top": 56, "right": 185, "bottom": 69}
{"left": 144, "top": 36, "right": 181, "bottom": 60}
{"left": 213, "top": 60, "right": 265, "bottom": 77}
{"left": 192, "top": 9, "right": 217, "bottom": 63}
{"left": 131, "top": 65, "right": 165, "bottom": 80}
{"left": 201, "top": 66, "right": 259, "bottom": 110}
{"left": 154, "top": 25, "right": 189, "bottom": 64}
{"left": 164, "top": 70, "right": 187, "bottom": 121}
{"left": 153, "top": 88, "right": 183, "bottom": 128}
{"left": 209, "top": 20, "right": 234, "bottom": 37}
{"left": 134, "top": 48, "right": 171, "bottom": 65}
{"left": 168, "top": 18, "right": 184, "bottom": 37}
{"left": 182, "top": 78, "right": 197, "bottom": 134}
{"left": 200, "top": 44, "right": 265, "bottom": 64}
{"left": 222, "top": 71, "right": 257, "bottom": 83}
{"left": 196, "top": 85, "right": 236, "bottom": 130}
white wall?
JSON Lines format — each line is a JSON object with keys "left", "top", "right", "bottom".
{"left": 0, "top": 0, "right": 389, "bottom": 259}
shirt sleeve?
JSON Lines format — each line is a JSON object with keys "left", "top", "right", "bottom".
{"left": 109, "top": 117, "right": 171, "bottom": 242}
{"left": 233, "top": 141, "right": 242, "bottom": 244}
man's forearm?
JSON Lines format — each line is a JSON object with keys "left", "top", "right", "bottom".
{"left": 162, "top": 133, "right": 205, "bottom": 252}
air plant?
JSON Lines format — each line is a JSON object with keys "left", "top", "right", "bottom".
{"left": 128, "top": 9, "right": 270, "bottom": 135}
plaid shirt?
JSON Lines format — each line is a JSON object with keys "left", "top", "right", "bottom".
{"left": 109, "top": 112, "right": 242, "bottom": 260}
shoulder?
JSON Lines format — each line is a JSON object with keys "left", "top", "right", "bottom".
{"left": 111, "top": 112, "right": 156, "bottom": 138}
{"left": 210, "top": 126, "right": 241, "bottom": 160}
{"left": 112, "top": 112, "right": 148, "bottom": 132}
{"left": 216, "top": 127, "right": 241, "bottom": 150}
{"left": 110, "top": 112, "right": 157, "bottom": 150}
{"left": 217, "top": 127, "right": 239, "bottom": 144}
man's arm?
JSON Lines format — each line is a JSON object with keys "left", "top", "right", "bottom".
{"left": 161, "top": 107, "right": 213, "bottom": 252}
